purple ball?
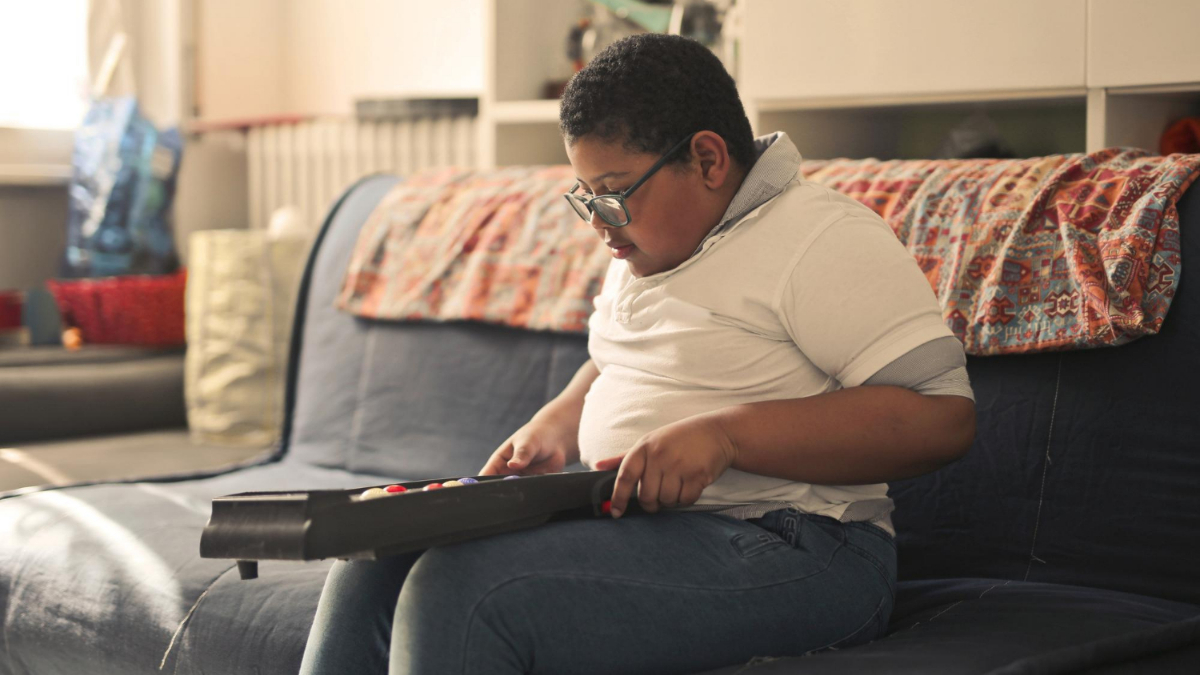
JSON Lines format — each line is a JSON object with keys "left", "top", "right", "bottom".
{"left": 503, "top": 475, "right": 521, "bottom": 480}
{"left": 459, "top": 477, "right": 479, "bottom": 484}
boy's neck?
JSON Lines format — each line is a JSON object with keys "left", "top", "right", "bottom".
{"left": 714, "top": 162, "right": 751, "bottom": 223}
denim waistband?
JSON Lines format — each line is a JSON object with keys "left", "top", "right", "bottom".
{"left": 747, "top": 507, "right": 897, "bottom": 595}
{"left": 748, "top": 507, "right": 889, "bottom": 543}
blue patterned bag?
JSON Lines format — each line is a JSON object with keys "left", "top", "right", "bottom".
{"left": 62, "top": 97, "right": 182, "bottom": 278}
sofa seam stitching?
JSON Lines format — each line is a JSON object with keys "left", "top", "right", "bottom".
{"left": 344, "top": 327, "right": 378, "bottom": 471}
{"left": 1025, "top": 354, "right": 1063, "bottom": 581}
{"left": 899, "top": 579, "right": 1013, "bottom": 633}
{"left": 157, "top": 563, "right": 239, "bottom": 672}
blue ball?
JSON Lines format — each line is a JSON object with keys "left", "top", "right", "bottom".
{"left": 503, "top": 475, "right": 521, "bottom": 480}
{"left": 459, "top": 477, "right": 479, "bottom": 484}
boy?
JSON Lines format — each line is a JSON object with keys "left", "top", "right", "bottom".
{"left": 302, "top": 34, "right": 974, "bottom": 675}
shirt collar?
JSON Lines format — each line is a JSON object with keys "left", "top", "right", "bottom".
{"left": 693, "top": 132, "right": 802, "bottom": 253}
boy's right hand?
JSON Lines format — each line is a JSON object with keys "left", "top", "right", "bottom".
{"left": 479, "top": 403, "right": 580, "bottom": 476}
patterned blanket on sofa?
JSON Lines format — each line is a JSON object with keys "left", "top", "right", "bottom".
{"left": 337, "top": 166, "right": 606, "bottom": 333}
{"left": 802, "top": 149, "right": 1200, "bottom": 355}
{"left": 339, "top": 149, "right": 1200, "bottom": 355}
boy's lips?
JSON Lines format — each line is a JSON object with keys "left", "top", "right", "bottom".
{"left": 606, "top": 240, "right": 635, "bottom": 259}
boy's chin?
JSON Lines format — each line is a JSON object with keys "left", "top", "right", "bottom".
{"left": 627, "top": 251, "right": 688, "bottom": 278}
{"left": 625, "top": 256, "right": 649, "bottom": 277}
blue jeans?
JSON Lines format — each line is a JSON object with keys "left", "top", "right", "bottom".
{"left": 298, "top": 508, "right": 896, "bottom": 675}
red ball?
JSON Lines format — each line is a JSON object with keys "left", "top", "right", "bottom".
{"left": 385, "top": 485, "right": 407, "bottom": 493}
{"left": 423, "top": 483, "right": 444, "bottom": 491}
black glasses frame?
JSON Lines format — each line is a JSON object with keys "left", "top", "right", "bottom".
{"left": 564, "top": 133, "right": 696, "bottom": 228}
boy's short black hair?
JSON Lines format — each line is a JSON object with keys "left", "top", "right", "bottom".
{"left": 560, "top": 33, "right": 757, "bottom": 171}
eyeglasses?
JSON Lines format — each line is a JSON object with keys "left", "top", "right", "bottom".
{"left": 564, "top": 133, "right": 696, "bottom": 228}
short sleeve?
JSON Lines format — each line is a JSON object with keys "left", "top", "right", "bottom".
{"left": 775, "top": 215, "right": 954, "bottom": 388}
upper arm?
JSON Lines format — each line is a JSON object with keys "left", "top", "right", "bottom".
{"left": 776, "top": 215, "right": 954, "bottom": 388}
{"left": 863, "top": 336, "right": 975, "bottom": 401}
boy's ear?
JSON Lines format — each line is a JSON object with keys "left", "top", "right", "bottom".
{"left": 690, "top": 131, "right": 732, "bottom": 190}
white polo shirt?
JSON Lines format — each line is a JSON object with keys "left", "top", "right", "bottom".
{"left": 578, "top": 133, "right": 955, "bottom": 531}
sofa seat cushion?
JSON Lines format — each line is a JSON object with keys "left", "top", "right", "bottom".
{"left": 163, "top": 561, "right": 334, "bottom": 675}
{"left": 284, "top": 173, "right": 593, "bottom": 481}
{"left": 888, "top": 185, "right": 1200, "bottom": 606}
{"left": 0, "top": 461, "right": 402, "bottom": 675}
{"left": 6, "top": 466, "right": 1198, "bottom": 675}
{"left": 0, "top": 348, "right": 186, "bottom": 444}
{"left": 699, "top": 578, "right": 1200, "bottom": 674}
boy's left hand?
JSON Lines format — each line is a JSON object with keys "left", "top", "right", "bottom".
{"left": 593, "top": 415, "right": 738, "bottom": 518}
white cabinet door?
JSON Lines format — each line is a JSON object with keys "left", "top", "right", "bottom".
{"left": 741, "top": 0, "right": 1087, "bottom": 103}
{"left": 1088, "top": 0, "right": 1200, "bottom": 88}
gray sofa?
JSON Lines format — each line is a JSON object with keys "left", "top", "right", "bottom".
{"left": 1, "top": 171, "right": 1198, "bottom": 675}
{"left": 0, "top": 345, "right": 186, "bottom": 445}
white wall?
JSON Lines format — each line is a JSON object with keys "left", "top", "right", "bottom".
{"left": 196, "top": 0, "right": 288, "bottom": 121}
{"left": 0, "top": 186, "right": 68, "bottom": 291}
{"left": 282, "top": 0, "right": 483, "bottom": 115}
{"left": 197, "top": 0, "right": 484, "bottom": 121}
{"left": 134, "top": 0, "right": 186, "bottom": 126}
{"left": 0, "top": 129, "right": 73, "bottom": 291}
{"left": 0, "top": 1, "right": 485, "bottom": 293}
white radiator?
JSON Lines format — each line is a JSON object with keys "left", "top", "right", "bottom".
{"left": 246, "top": 115, "right": 477, "bottom": 231}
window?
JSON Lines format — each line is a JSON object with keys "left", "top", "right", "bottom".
{"left": 0, "top": 0, "right": 89, "bottom": 130}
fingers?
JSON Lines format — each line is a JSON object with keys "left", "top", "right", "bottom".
{"left": 479, "top": 440, "right": 517, "bottom": 476}
{"left": 658, "top": 474, "right": 683, "bottom": 508}
{"left": 608, "top": 450, "right": 645, "bottom": 519}
{"left": 600, "top": 451, "right": 690, "bottom": 516}
{"left": 483, "top": 436, "right": 563, "bottom": 477}
{"left": 506, "top": 442, "right": 536, "bottom": 471}
{"left": 679, "top": 481, "right": 704, "bottom": 507}
{"left": 638, "top": 463, "right": 663, "bottom": 513}
{"left": 593, "top": 456, "right": 622, "bottom": 471}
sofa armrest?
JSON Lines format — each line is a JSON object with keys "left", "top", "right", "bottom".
{"left": 0, "top": 346, "right": 186, "bottom": 444}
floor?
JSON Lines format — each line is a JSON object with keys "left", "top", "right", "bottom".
{"left": 0, "top": 428, "right": 272, "bottom": 493}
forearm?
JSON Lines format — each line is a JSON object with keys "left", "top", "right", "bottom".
{"left": 707, "top": 385, "right": 975, "bottom": 485}
{"left": 549, "top": 359, "right": 599, "bottom": 415}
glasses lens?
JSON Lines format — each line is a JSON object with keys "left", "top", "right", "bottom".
{"left": 565, "top": 195, "right": 592, "bottom": 222}
{"left": 592, "top": 197, "right": 629, "bottom": 226}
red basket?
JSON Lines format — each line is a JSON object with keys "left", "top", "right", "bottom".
{"left": 46, "top": 269, "right": 187, "bottom": 347}
{"left": 0, "top": 291, "right": 21, "bottom": 330}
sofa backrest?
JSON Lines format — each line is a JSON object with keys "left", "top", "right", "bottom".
{"left": 891, "top": 183, "right": 1200, "bottom": 605}
{"left": 283, "top": 175, "right": 589, "bottom": 480}
{"left": 285, "top": 173, "right": 1200, "bottom": 606}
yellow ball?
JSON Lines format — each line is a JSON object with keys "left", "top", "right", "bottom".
{"left": 442, "top": 480, "right": 464, "bottom": 488}
{"left": 359, "top": 487, "right": 389, "bottom": 501}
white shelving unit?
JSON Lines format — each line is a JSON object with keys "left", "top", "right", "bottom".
{"left": 477, "top": 0, "right": 1200, "bottom": 168}
{"left": 739, "top": 0, "right": 1091, "bottom": 159}
{"left": 479, "top": 0, "right": 590, "bottom": 168}
{"left": 1085, "top": 0, "right": 1200, "bottom": 153}
{"left": 752, "top": 92, "right": 1088, "bottom": 162}
{"left": 1088, "top": 84, "right": 1200, "bottom": 154}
